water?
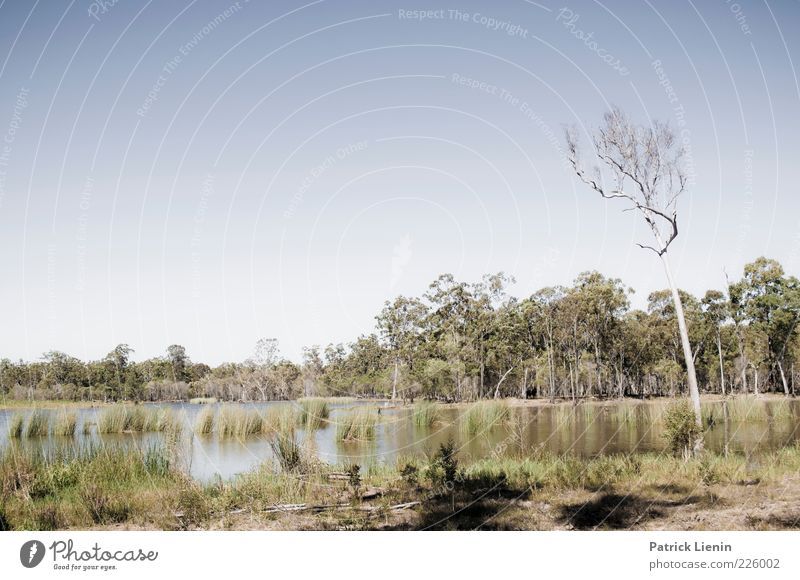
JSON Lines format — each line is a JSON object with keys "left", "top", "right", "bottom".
{"left": 1, "top": 399, "right": 798, "bottom": 482}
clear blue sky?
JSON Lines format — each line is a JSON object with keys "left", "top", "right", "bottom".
{"left": 0, "top": 0, "right": 798, "bottom": 365}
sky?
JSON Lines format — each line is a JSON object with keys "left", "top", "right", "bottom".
{"left": 0, "top": 0, "right": 798, "bottom": 365}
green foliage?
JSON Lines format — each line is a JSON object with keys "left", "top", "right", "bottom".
{"left": 425, "top": 439, "right": 459, "bottom": 487}
{"left": 663, "top": 402, "right": 701, "bottom": 458}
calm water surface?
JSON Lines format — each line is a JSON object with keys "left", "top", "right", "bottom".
{"left": 1, "top": 399, "right": 798, "bottom": 482}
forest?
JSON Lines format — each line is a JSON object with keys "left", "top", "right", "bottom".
{"left": 1, "top": 256, "right": 797, "bottom": 404}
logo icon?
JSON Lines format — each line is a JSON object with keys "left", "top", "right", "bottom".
{"left": 20, "top": 540, "right": 46, "bottom": 568}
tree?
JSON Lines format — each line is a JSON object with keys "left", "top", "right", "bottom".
{"left": 166, "top": 344, "right": 189, "bottom": 383}
{"left": 376, "top": 296, "right": 427, "bottom": 400}
{"left": 566, "top": 107, "right": 703, "bottom": 445}
{"left": 731, "top": 258, "right": 800, "bottom": 395}
{"left": 702, "top": 290, "right": 729, "bottom": 395}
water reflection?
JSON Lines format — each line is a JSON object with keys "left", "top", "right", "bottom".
{"left": 1, "top": 399, "right": 798, "bottom": 482}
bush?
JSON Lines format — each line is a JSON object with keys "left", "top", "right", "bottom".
{"left": 663, "top": 402, "right": 701, "bottom": 459}
{"left": 426, "top": 439, "right": 459, "bottom": 487}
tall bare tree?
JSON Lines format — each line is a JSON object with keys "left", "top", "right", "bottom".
{"left": 565, "top": 107, "right": 703, "bottom": 446}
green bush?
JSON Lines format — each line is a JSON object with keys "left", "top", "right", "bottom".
{"left": 663, "top": 402, "right": 701, "bottom": 459}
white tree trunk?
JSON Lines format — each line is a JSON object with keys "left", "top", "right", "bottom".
{"left": 391, "top": 359, "right": 399, "bottom": 400}
{"left": 717, "top": 331, "right": 725, "bottom": 396}
{"left": 659, "top": 253, "right": 703, "bottom": 432}
{"left": 778, "top": 361, "right": 790, "bottom": 396}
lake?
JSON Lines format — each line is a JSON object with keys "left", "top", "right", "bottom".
{"left": 1, "top": 398, "right": 798, "bottom": 482}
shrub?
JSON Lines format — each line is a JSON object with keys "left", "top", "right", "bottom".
{"left": 426, "top": 439, "right": 459, "bottom": 487}
{"left": 663, "top": 402, "right": 701, "bottom": 459}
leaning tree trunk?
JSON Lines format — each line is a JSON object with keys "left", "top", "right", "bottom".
{"left": 659, "top": 253, "right": 703, "bottom": 437}
{"left": 777, "top": 361, "right": 790, "bottom": 396}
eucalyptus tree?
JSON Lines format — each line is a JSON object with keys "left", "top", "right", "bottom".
{"left": 701, "top": 290, "right": 730, "bottom": 395}
{"left": 731, "top": 258, "right": 800, "bottom": 395}
{"left": 566, "top": 107, "right": 703, "bottom": 437}
{"left": 376, "top": 296, "right": 428, "bottom": 399}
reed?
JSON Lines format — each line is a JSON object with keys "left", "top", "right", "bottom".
{"left": 194, "top": 406, "right": 215, "bottom": 435}
{"left": 264, "top": 405, "right": 299, "bottom": 434}
{"left": 24, "top": 410, "right": 50, "bottom": 437}
{"left": 8, "top": 413, "right": 24, "bottom": 438}
{"left": 216, "top": 405, "right": 239, "bottom": 437}
{"left": 53, "top": 411, "right": 77, "bottom": 437}
{"left": 412, "top": 401, "right": 441, "bottom": 428}
{"left": 335, "top": 408, "right": 378, "bottom": 441}
{"left": 237, "top": 409, "right": 264, "bottom": 437}
{"left": 298, "top": 398, "right": 330, "bottom": 430}
{"left": 461, "top": 400, "right": 509, "bottom": 436}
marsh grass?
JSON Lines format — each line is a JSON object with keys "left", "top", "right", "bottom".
{"left": 8, "top": 413, "right": 24, "bottom": 438}
{"left": 412, "top": 401, "right": 441, "bottom": 428}
{"left": 298, "top": 398, "right": 330, "bottom": 430}
{"left": 53, "top": 411, "right": 77, "bottom": 437}
{"left": 96, "top": 405, "right": 182, "bottom": 434}
{"left": 194, "top": 406, "right": 215, "bottom": 435}
{"left": 336, "top": 408, "right": 378, "bottom": 441}
{"left": 264, "top": 405, "right": 299, "bottom": 434}
{"left": 25, "top": 410, "right": 50, "bottom": 437}
{"left": 461, "top": 400, "right": 509, "bottom": 436}
{"left": 216, "top": 406, "right": 238, "bottom": 438}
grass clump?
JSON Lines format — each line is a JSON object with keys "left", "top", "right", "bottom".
{"left": 663, "top": 401, "right": 702, "bottom": 459}
{"left": 264, "top": 405, "right": 299, "bottom": 434}
{"left": 298, "top": 398, "right": 330, "bottom": 430}
{"left": 194, "top": 407, "right": 215, "bottom": 435}
{"left": 8, "top": 413, "right": 24, "bottom": 438}
{"left": 461, "top": 400, "right": 509, "bottom": 436}
{"left": 336, "top": 408, "right": 377, "bottom": 442}
{"left": 412, "top": 401, "right": 441, "bottom": 428}
{"left": 53, "top": 411, "right": 77, "bottom": 437}
{"left": 25, "top": 410, "right": 50, "bottom": 437}
{"left": 269, "top": 426, "right": 303, "bottom": 472}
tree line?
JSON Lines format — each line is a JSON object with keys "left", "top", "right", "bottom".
{"left": 1, "top": 256, "right": 797, "bottom": 403}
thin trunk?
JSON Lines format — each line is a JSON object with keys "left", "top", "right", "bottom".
{"left": 391, "top": 359, "right": 398, "bottom": 400}
{"left": 659, "top": 253, "right": 703, "bottom": 434}
{"left": 494, "top": 367, "right": 514, "bottom": 399}
{"left": 716, "top": 330, "right": 725, "bottom": 396}
{"left": 777, "top": 361, "right": 790, "bottom": 396}
{"left": 521, "top": 367, "right": 528, "bottom": 399}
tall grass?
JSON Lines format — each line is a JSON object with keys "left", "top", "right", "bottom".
{"left": 412, "top": 401, "right": 441, "bottom": 428}
{"left": 336, "top": 408, "right": 378, "bottom": 441}
{"left": 216, "top": 406, "right": 264, "bottom": 438}
{"left": 194, "top": 407, "right": 215, "bottom": 435}
{"left": 25, "top": 410, "right": 50, "bottom": 437}
{"left": 298, "top": 398, "right": 330, "bottom": 430}
{"left": 461, "top": 400, "right": 509, "bottom": 436}
{"left": 264, "top": 405, "right": 299, "bottom": 434}
{"left": 53, "top": 411, "right": 77, "bottom": 437}
{"left": 8, "top": 413, "right": 24, "bottom": 438}
{"left": 97, "top": 405, "right": 182, "bottom": 434}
